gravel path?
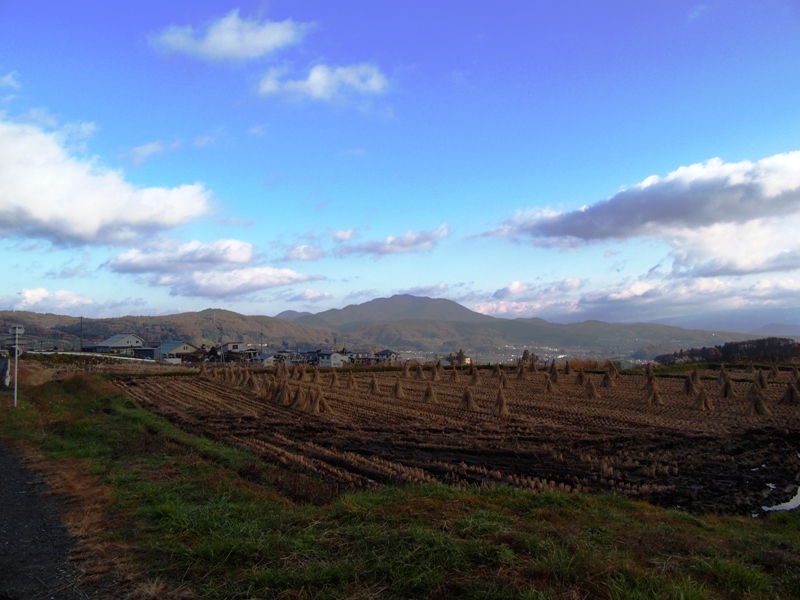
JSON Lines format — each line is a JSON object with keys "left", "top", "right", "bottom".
{"left": 0, "top": 441, "right": 85, "bottom": 600}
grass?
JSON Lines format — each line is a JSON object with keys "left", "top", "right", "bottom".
{"left": 2, "top": 374, "right": 800, "bottom": 599}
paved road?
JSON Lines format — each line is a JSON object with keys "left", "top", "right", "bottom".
{"left": 0, "top": 441, "right": 84, "bottom": 600}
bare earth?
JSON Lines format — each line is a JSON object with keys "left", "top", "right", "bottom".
{"left": 117, "top": 366, "right": 800, "bottom": 515}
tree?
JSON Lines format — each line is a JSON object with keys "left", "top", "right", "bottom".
{"left": 456, "top": 349, "right": 467, "bottom": 366}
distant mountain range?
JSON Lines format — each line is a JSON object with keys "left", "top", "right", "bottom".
{"left": 2, "top": 294, "right": 773, "bottom": 360}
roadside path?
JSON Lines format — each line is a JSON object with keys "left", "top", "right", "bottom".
{"left": 0, "top": 440, "right": 85, "bottom": 600}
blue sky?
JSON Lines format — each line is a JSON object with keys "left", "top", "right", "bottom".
{"left": 2, "top": 1, "right": 800, "bottom": 330}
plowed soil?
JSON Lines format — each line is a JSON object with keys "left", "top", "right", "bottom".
{"left": 117, "top": 365, "right": 800, "bottom": 514}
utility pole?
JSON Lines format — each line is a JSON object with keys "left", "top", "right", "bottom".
{"left": 9, "top": 326, "right": 25, "bottom": 408}
{"left": 79, "top": 316, "right": 83, "bottom": 353}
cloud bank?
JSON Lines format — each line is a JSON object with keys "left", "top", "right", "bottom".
{"left": 0, "top": 121, "right": 212, "bottom": 245}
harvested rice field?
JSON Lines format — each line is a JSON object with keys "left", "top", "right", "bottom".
{"left": 116, "top": 363, "right": 800, "bottom": 515}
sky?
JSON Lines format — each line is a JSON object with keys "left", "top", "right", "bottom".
{"left": 2, "top": 0, "right": 800, "bottom": 331}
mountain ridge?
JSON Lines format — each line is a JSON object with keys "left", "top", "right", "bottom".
{"left": 0, "top": 295, "right": 756, "bottom": 359}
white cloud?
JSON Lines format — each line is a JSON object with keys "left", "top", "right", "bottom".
{"left": 399, "top": 283, "right": 449, "bottom": 296}
{"left": 487, "top": 151, "right": 800, "bottom": 277}
{"left": 330, "top": 228, "right": 356, "bottom": 242}
{"left": 193, "top": 135, "right": 213, "bottom": 147}
{"left": 336, "top": 224, "right": 448, "bottom": 256}
{"left": 0, "top": 120, "right": 211, "bottom": 245}
{"left": 249, "top": 125, "right": 266, "bottom": 136}
{"left": 487, "top": 152, "right": 800, "bottom": 244}
{"left": 126, "top": 140, "right": 181, "bottom": 166}
{"left": 107, "top": 239, "right": 253, "bottom": 274}
{"left": 0, "top": 287, "right": 94, "bottom": 313}
{"left": 285, "top": 243, "right": 324, "bottom": 261}
{"left": 154, "top": 266, "right": 320, "bottom": 298}
{"left": 151, "top": 10, "right": 307, "bottom": 60}
{"left": 0, "top": 71, "right": 20, "bottom": 89}
{"left": 259, "top": 63, "right": 387, "bottom": 101}
{"left": 493, "top": 281, "right": 528, "bottom": 299}
{"left": 288, "top": 289, "right": 332, "bottom": 303}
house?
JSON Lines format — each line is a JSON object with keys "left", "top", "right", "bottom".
{"left": 87, "top": 334, "right": 146, "bottom": 355}
{"left": 222, "top": 342, "right": 245, "bottom": 353}
{"left": 256, "top": 352, "right": 276, "bottom": 366}
{"left": 375, "top": 349, "right": 398, "bottom": 363}
{"left": 347, "top": 350, "right": 372, "bottom": 366}
{"left": 317, "top": 351, "right": 349, "bottom": 369}
{"left": 159, "top": 340, "right": 200, "bottom": 360}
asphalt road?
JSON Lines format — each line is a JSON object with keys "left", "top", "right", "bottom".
{"left": 0, "top": 441, "right": 84, "bottom": 600}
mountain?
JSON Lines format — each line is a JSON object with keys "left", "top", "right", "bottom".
{"left": 0, "top": 309, "right": 335, "bottom": 351}
{"left": 342, "top": 316, "right": 744, "bottom": 358}
{"left": 274, "top": 310, "right": 312, "bottom": 322}
{"left": 295, "top": 294, "right": 495, "bottom": 330}
{"left": 0, "top": 296, "right": 752, "bottom": 360}
{"left": 748, "top": 324, "right": 800, "bottom": 339}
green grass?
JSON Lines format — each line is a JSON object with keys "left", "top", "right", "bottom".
{"left": 2, "top": 374, "right": 799, "bottom": 599}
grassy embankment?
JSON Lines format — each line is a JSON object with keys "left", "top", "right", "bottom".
{"left": 1, "top": 373, "right": 799, "bottom": 599}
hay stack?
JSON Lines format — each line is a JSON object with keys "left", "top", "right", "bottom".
{"left": 720, "top": 376, "right": 735, "bottom": 399}
{"left": 393, "top": 376, "right": 405, "bottom": 400}
{"left": 450, "top": 367, "right": 458, "bottom": 382}
{"left": 493, "top": 363, "right": 502, "bottom": 378}
{"left": 792, "top": 366, "right": 800, "bottom": 383}
{"left": 499, "top": 372, "right": 509, "bottom": 389}
{"left": 756, "top": 369, "right": 769, "bottom": 390}
{"left": 199, "top": 362, "right": 207, "bottom": 379}
{"left": 491, "top": 388, "right": 510, "bottom": 417}
{"left": 564, "top": 361, "right": 573, "bottom": 375}
{"left": 717, "top": 365, "right": 728, "bottom": 384}
{"left": 550, "top": 365, "right": 559, "bottom": 384}
{"left": 690, "top": 366, "right": 700, "bottom": 384}
{"left": 347, "top": 371, "right": 358, "bottom": 391}
{"left": 516, "top": 364, "right": 528, "bottom": 380}
{"left": 312, "top": 368, "right": 321, "bottom": 384}
{"left": 779, "top": 383, "right": 800, "bottom": 405}
{"left": 402, "top": 362, "right": 410, "bottom": 378}
{"left": 458, "top": 387, "right": 477, "bottom": 411}
{"left": 645, "top": 363, "right": 654, "bottom": 378}
{"left": 575, "top": 369, "right": 586, "bottom": 386}
{"left": 549, "top": 360, "right": 558, "bottom": 376}
{"left": 528, "top": 360, "right": 539, "bottom": 373}
{"left": 543, "top": 373, "right": 556, "bottom": 393}
{"left": 415, "top": 364, "right": 425, "bottom": 380}
{"left": 601, "top": 370, "right": 614, "bottom": 388}
{"left": 422, "top": 383, "right": 436, "bottom": 404}
{"left": 470, "top": 370, "right": 480, "bottom": 386}
{"left": 747, "top": 361, "right": 756, "bottom": 374}
{"left": 683, "top": 375, "right": 697, "bottom": 396}
{"left": 430, "top": 366, "right": 439, "bottom": 381}
{"left": 694, "top": 386, "right": 714, "bottom": 411}
{"left": 368, "top": 374, "right": 380, "bottom": 394}
{"left": 585, "top": 377, "right": 599, "bottom": 399}
{"left": 642, "top": 387, "right": 664, "bottom": 407}
{"left": 644, "top": 374, "right": 656, "bottom": 393}
{"left": 606, "top": 360, "right": 620, "bottom": 379}
{"left": 289, "top": 386, "right": 306, "bottom": 409}
{"left": 771, "top": 364, "right": 781, "bottom": 380}
{"left": 330, "top": 369, "right": 339, "bottom": 387}
{"left": 746, "top": 384, "right": 771, "bottom": 417}
{"left": 307, "top": 388, "right": 332, "bottom": 414}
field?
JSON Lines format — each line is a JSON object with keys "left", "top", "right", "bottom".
{"left": 117, "top": 362, "right": 800, "bottom": 515}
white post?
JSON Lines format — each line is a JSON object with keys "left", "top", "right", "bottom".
{"left": 9, "top": 326, "right": 25, "bottom": 408}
